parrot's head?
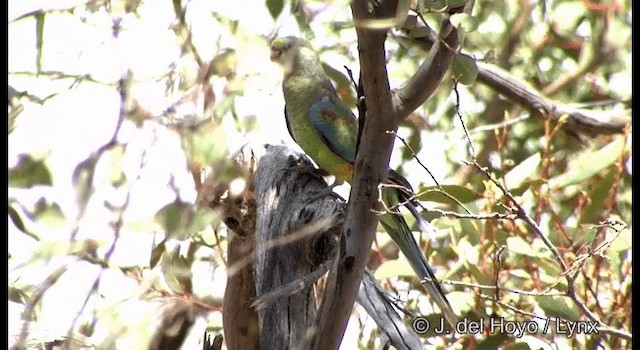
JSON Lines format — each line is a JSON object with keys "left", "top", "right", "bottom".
{"left": 270, "top": 36, "right": 315, "bottom": 77}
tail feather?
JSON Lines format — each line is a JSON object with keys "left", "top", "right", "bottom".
{"left": 381, "top": 170, "right": 458, "bottom": 328}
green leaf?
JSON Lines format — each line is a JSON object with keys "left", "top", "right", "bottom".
{"left": 421, "top": 0, "right": 447, "bottom": 11}
{"left": 417, "top": 184, "right": 483, "bottom": 204}
{"left": 155, "top": 200, "right": 193, "bottom": 240}
{"left": 457, "top": 238, "right": 491, "bottom": 284}
{"left": 501, "top": 342, "right": 533, "bottom": 350}
{"left": 509, "top": 269, "right": 532, "bottom": 281}
{"left": 549, "top": 137, "right": 625, "bottom": 189}
{"left": 477, "top": 333, "right": 511, "bottom": 350}
{"left": 578, "top": 170, "right": 615, "bottom": 224}
{"left": 537, "top": 258, "right": 565, "bottom": 289}
{"left": 160, "top": 245, "right": 193, "bottom": 294}
{"left": 451, "top": 54, "right": 478, "bottom": 85}
{"left": 35, "top": 11, "right": 44, "bottom": 74}
{"left": 8, "top": 204, "right": 39, "bottom": 241}
{"left": 155, "top": 200, "right": 219, "bottom": 240}
{"left": 210, "top": 49, "right": 237, "bottom": 78}
{"left": 9, "top": 155, "right": 52, "bottom": 188}
{"left": 150, "top": 238, "right": 166, "bottom": 268}
{"left": 79, "top": 321, "right": 95, "bottom": 337}
{"left": 8, "top": 286, "right": 30, "bottom": 305}
{"left": 408, "top": 26, "right": 430, "bottom": 38}
{"left": 447, "top": 0, "right": 470, "bottom": 8}
{"left": 536, "top": 296, "right": 581, "bottom": 320}
{"left": 509, "top": 179, "right": 546, "bottom": 197}
{"left": 73, "top": 154, "right": 99, "bottom": 208}
{"left": 607, "top": 225, "right": 631, "bottom": 252}
{"left": 511, "top": 336, "right": 556, "bottom": 350}
{"left": 267, "top": 0, "right": 284, "bottom": 19}
{"left": 179, "top": 120, "right": 228, "bottom": 168}
{"left": 33, "top": 199, "right": 66, "bottom": 229}
{"left": 401, "top": 14, "right": 418, "bottom": 30}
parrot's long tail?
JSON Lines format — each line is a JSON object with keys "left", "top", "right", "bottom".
{"left": 379, "top": 170, "right": 458, "bottom": 328}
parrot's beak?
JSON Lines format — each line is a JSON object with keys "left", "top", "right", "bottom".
{"left": 270, "top": 48, "right": 281, "bottom": 61}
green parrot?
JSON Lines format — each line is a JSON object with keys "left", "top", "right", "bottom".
{"left": 270, "top": 36, "right": 458, "bottom": 328}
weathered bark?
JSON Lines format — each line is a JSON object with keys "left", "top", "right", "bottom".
{"left": 253, "top": 145, "right": 343, "bottom": 349}
{"left": 202, "top": 144, "right": 427, "bottom": 349}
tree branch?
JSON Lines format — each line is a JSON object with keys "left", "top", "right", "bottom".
{"left": 397, "top": 34, "right": 630, "bottom": 136}
{"left": 476, "top": 62, "right": 630, "bottom": 134}
{"left": 392, "top": 11, "right": 461, "bottom": 122}
{"left": 311, "top": 1, "right": 399, "bottom": 349}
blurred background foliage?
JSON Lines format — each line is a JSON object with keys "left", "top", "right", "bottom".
{"left": 8, "top": 0, "right": 631, "bottom": 349}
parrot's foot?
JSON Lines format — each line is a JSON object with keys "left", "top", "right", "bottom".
{"left": 307, "top": 181, "right": 345, "bottom": 202}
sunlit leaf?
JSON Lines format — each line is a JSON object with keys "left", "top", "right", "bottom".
{"left": 505, "top": 153, "right": 543, "bottom": 189}
{"left": 607, "top": 225, "right": 631, "bottom": 252}
{"left": 211, "top": 49, "right": 237, "bottom": 78}
{"left": 509, "top": 269, "right": 532, "bottom": 281}
{"left": 549, "top": 137, "right": 625, "bottom": 189}
{"left": 374, "top": 256, "right": 414, "bottom": 279}
{"left": 506, "top": 237, "right": 540, "bottom": 258}
{"left": 536, "top": 296, "right": 581, "bottom": 320}
{"left": 449, "top": 13, "right": 477, "bottom": 32}
{"left": 33, "top": 199, "right": 66, "bottom": 230}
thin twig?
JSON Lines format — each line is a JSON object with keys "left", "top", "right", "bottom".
{"left": 388, "top": 131, "right": 472, "bottom": 214}
{"left": 452, "top": 82, "right": 476, "bottom": 158}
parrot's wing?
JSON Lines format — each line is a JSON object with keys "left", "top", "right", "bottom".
{"left": 308, "top": 95, "right": 358, "bottom": 164}
{"left": 284, "top": 107, "right": 297, "bottom": 144}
